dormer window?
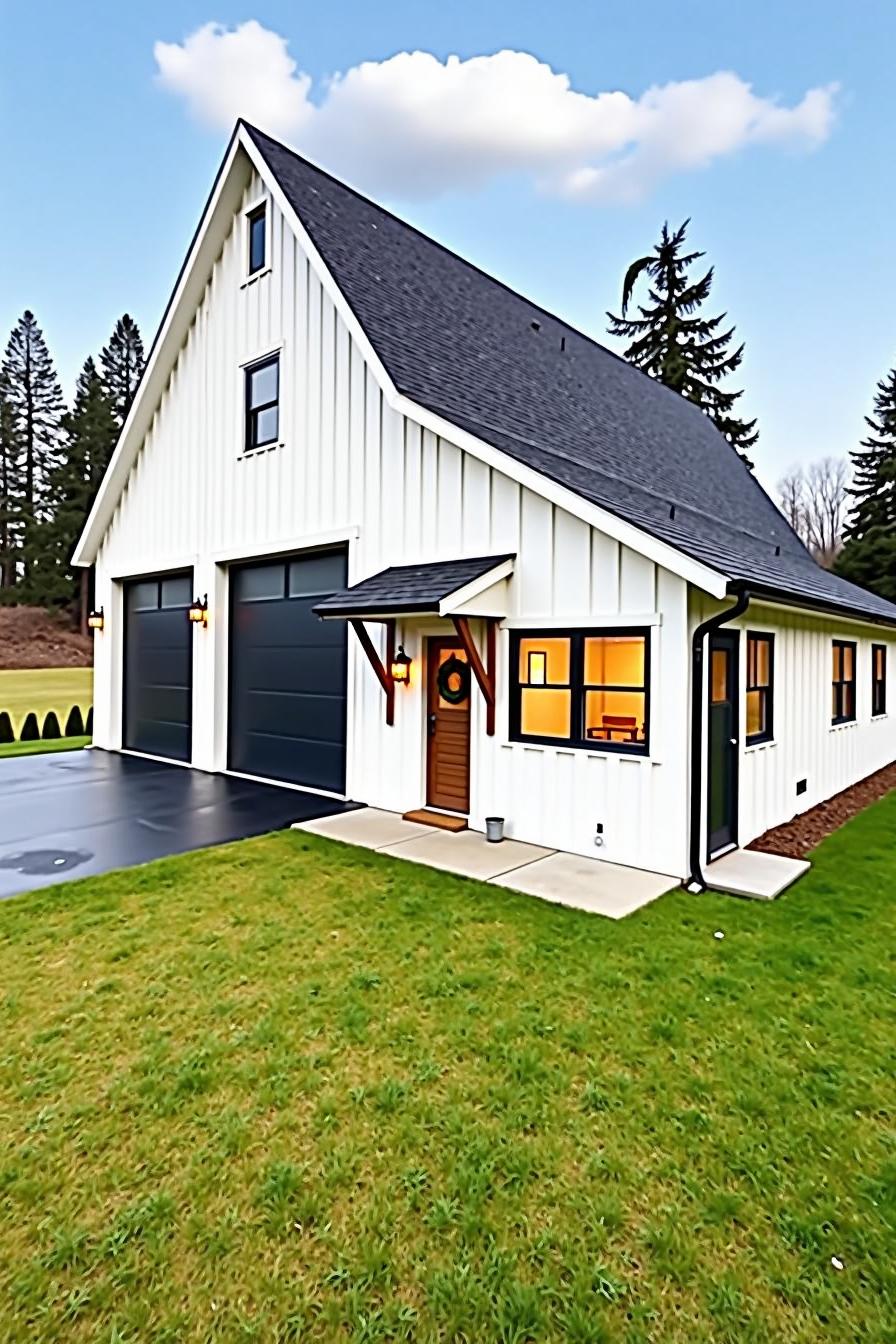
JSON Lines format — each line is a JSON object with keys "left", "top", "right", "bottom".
{"left": 247, "top": 205, "right": 266, "bottom": 275}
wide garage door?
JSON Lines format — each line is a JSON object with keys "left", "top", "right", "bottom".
{"left": 123, "top": 573, "right": 193, "bottom": 761}
{"left": 228, "top": 549, "right": 347, "bottom": 792}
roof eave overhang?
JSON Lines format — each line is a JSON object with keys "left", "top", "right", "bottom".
{"left": 74, "top": 121, "right": 730, "bottom": 602}
{"left": 316, "top": 556, "right": 516, "bottom": 621}
{"left": 726, "top": 579, "right": 896, "bottom": 630}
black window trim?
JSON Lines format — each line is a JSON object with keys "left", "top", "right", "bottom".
{"left": 509, "top": 626, "right": 651, "bottom": 756}
{"left": 247, "top": 203, "right": 267, "bottom": 276}
{"left": 871, "top": 642, "right": 887, "bottom": 718}
{"left": 244, "top": 353, "right": 280, "bottom": 453}
{"left": 745, "top": 630, "right": 775, "bottom": 745}
{"left": 831, "top": 638, "right": 857, "bottom": 725}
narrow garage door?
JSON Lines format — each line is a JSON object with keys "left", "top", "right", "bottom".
{"left": 228, "top": 549, "right": 348, "bottom": 792}
{"left": 123, "top": 573, "right": 193, "bottom": 761}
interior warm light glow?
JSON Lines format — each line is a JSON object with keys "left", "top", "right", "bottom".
{"left": 519, "top": 637, "right": 570, "bottom": 685}
{"left": 528, "top": 650, "right": 546, "bottom": 685}
{"left": 584, "top": 689, "right": 646, "bottom": 743}
{"left": 584, "top": 636, "right": 644, "bottom": 686}
{"left": 521, "top": 687, "right": 571, "bottom": 737}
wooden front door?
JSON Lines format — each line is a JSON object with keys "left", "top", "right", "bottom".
{"left": 707, "top": 630, "right": 739, "bottom": 857}
{"left": 426, "top": 638, "right": 471, "bottom": 813}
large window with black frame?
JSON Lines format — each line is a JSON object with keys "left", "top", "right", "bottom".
{"left": 745, "top": 632, "right": 774, "bottom": 744}
{"left": 831, "top": 639, "right": 857, "bottom": 725}
{"left": 871, "top": 643, "right": 887, "bottom": 717}
{"left": 244, "top": 355, "right": 279, "bottom": 452}
{"left": 510, "top": 629, "right": 649, "bottom": 753}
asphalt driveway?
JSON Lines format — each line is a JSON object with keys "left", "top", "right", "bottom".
{"left": 0, "top": 749, "right": 355, "bottom": 899}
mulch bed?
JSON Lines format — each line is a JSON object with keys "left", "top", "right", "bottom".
{"left": 0, "top": 606, "right": 93, "bottom": 669}
{"left": 748, "top": 761, "right": 896, "bottom": 860}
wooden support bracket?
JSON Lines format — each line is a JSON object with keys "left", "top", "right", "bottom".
{"left": 350, "top": 618, "right": 395, "bottom": 725}
{"left": 452, "top": 615, "right": 497, "bottom": 735}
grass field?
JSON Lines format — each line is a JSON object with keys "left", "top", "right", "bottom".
{"left": 0, "top": 667, "right": 93, "bottom": 735}
{"left": 0, "top": 736, "right": 91, "bottom": 759}
{"left": 0, "top": 794, "right": 894, "bottom": 1342}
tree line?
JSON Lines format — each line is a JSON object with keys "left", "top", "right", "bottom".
{"left": 0, "top": 311, "right": 145, "bottom": 621}
{"left": 608, "top": 219, "right": 895, "bottom": 601}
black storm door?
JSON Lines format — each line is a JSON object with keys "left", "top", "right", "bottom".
{"left": 707, "top": 630, "right": 739, "bottom": 856}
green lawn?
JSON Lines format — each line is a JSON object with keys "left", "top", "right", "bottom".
{"left": 0, "top": 736, "right": 91, "bottom": 759}
{"left": 0, "top": 666, "right": 93, "bottom": 735}
{"left": 0, "top": 796, "right": 894, "bottom": 1342}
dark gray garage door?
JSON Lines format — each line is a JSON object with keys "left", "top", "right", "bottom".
{"left": 123, "top": 573, "right": 193, "bottom": 761}
{"left": 228, "top": 549, "right": 347, "bottom": 792}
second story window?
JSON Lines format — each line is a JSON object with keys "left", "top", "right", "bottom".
{"left": 831, "top": 639, "right": 856, "bottom": 725}
{"left": 245, "top": 356, "right": 279, "bottom": 451}
{"left": 247, "top": 205, "right": 266, "bottom": 275}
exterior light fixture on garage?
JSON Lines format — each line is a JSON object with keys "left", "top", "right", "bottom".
{"left": 188, "top": 595, "right": 209, "bottom": 626}
{"left": 390, "top": 645, "right": 412, "bottom": 686}
{"left": 87, "top": 607, "right": 105, "bottom": 631}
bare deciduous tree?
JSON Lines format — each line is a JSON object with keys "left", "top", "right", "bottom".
{"left": 777, "top": 457, "right": 851, "bottom": 569}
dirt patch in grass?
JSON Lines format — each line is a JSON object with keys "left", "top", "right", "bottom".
{"left": 749, "top": 760, "right": 896, "bottom": 859}
{"left": 0, "top": 606, "right": 92, "bottom": 670}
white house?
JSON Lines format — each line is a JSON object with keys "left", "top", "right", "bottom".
{"left": 74, "top": 122, "right": 896, "bottom": 890}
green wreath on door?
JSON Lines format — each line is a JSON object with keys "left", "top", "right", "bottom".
{"left": 437, "top": 655, "right": 470, "bottom": 705}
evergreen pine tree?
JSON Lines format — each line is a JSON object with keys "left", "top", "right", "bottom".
{"left": 35, "top": 358, "right": 117, "bottom": 607}
{"left": 0, "top": 311, "right": 66, "bottom": 591}
{"left": 0, "top": 391, "right": 21, "bottom": 591}
{"left": 607, "top": 220, "right": 758, "bottom": 464}
{"left": 835, "top": 363, "right": 896, "bottom": 602}
{"left": 100, "top": 314, "right": 145, "bottom": 426}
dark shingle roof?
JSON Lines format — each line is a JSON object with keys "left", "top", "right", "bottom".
{"left": 246, "top": 124, "right": 896, "bottom": 627}
{"left": 314, "top": 555, "right": 514, "bottom": 617}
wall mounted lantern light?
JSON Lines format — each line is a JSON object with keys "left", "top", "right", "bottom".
{"left": 87, "top": 607, "right": 105, "bottom": 632}
{"left": 390, "top": 644, "right": 412, "bottom": 686}
{"left": 188, "top": 595, "right": 209, "bottom": 627}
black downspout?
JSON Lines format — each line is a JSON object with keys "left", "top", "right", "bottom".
{"left": 687, "top": 588, "right": 750, "bottom": 892}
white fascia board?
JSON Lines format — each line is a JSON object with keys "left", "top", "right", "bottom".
{"left": 744, "top": 595, "right": 896, "bottom": 634}
{"left": 389, "top": 393, "right": 729, "bottom": 600}
{"left": 74, "top": 131, "right": 252, "bottom": 566}
{"left": 437, "top": 558, "right": 515, "bottom": 615}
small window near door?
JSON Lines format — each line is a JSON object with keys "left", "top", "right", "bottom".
{"left": 872, "top": 643, "right": 887, "bottom": 717}
{"left": 245, "top": 355, "right": 279, "bottom": 451}
{"left": 746, "top": 632, "right": 774, "bottom": 744}
{"left": 832, "top": 639, "right": 856, "bottom": 724}
{"left": 247, "top": 205, "right": 266, "bottom": 275}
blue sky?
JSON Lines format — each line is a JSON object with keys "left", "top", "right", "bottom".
{"left": 2, "top": 1, "right": 893, "bottom": 491}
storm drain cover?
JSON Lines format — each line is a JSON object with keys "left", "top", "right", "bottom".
{"left": 0, "top": 849, "right": 92, "bottom": 876}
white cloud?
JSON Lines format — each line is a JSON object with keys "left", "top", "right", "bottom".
{"left": 154, "top": 23, "right": 838, "bottom": 202}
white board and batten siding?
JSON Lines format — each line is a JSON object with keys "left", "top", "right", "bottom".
{"left": 92, "top": 173, "right": 693, "bottom": 878}
{"left": 691, "top": 595, "right": 896, "bottom": 848}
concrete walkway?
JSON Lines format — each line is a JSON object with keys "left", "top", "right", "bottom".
{"left": 293, "top": 808, "right": 678, "bottom": 919}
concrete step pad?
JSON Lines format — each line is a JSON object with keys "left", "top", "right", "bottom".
{"left": 706, "top": 848, "right": 810, "bottom": 900}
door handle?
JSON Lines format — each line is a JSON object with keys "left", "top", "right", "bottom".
{"left": 729, "top": 737, "right": 738, "bottom": 746}
{"left": 428, "top": 713, "right": 437, "bottom": 738}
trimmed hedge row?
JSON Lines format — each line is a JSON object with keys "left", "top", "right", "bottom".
{"left": 0, "top": 705, "right": 93, "bottom": 745}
